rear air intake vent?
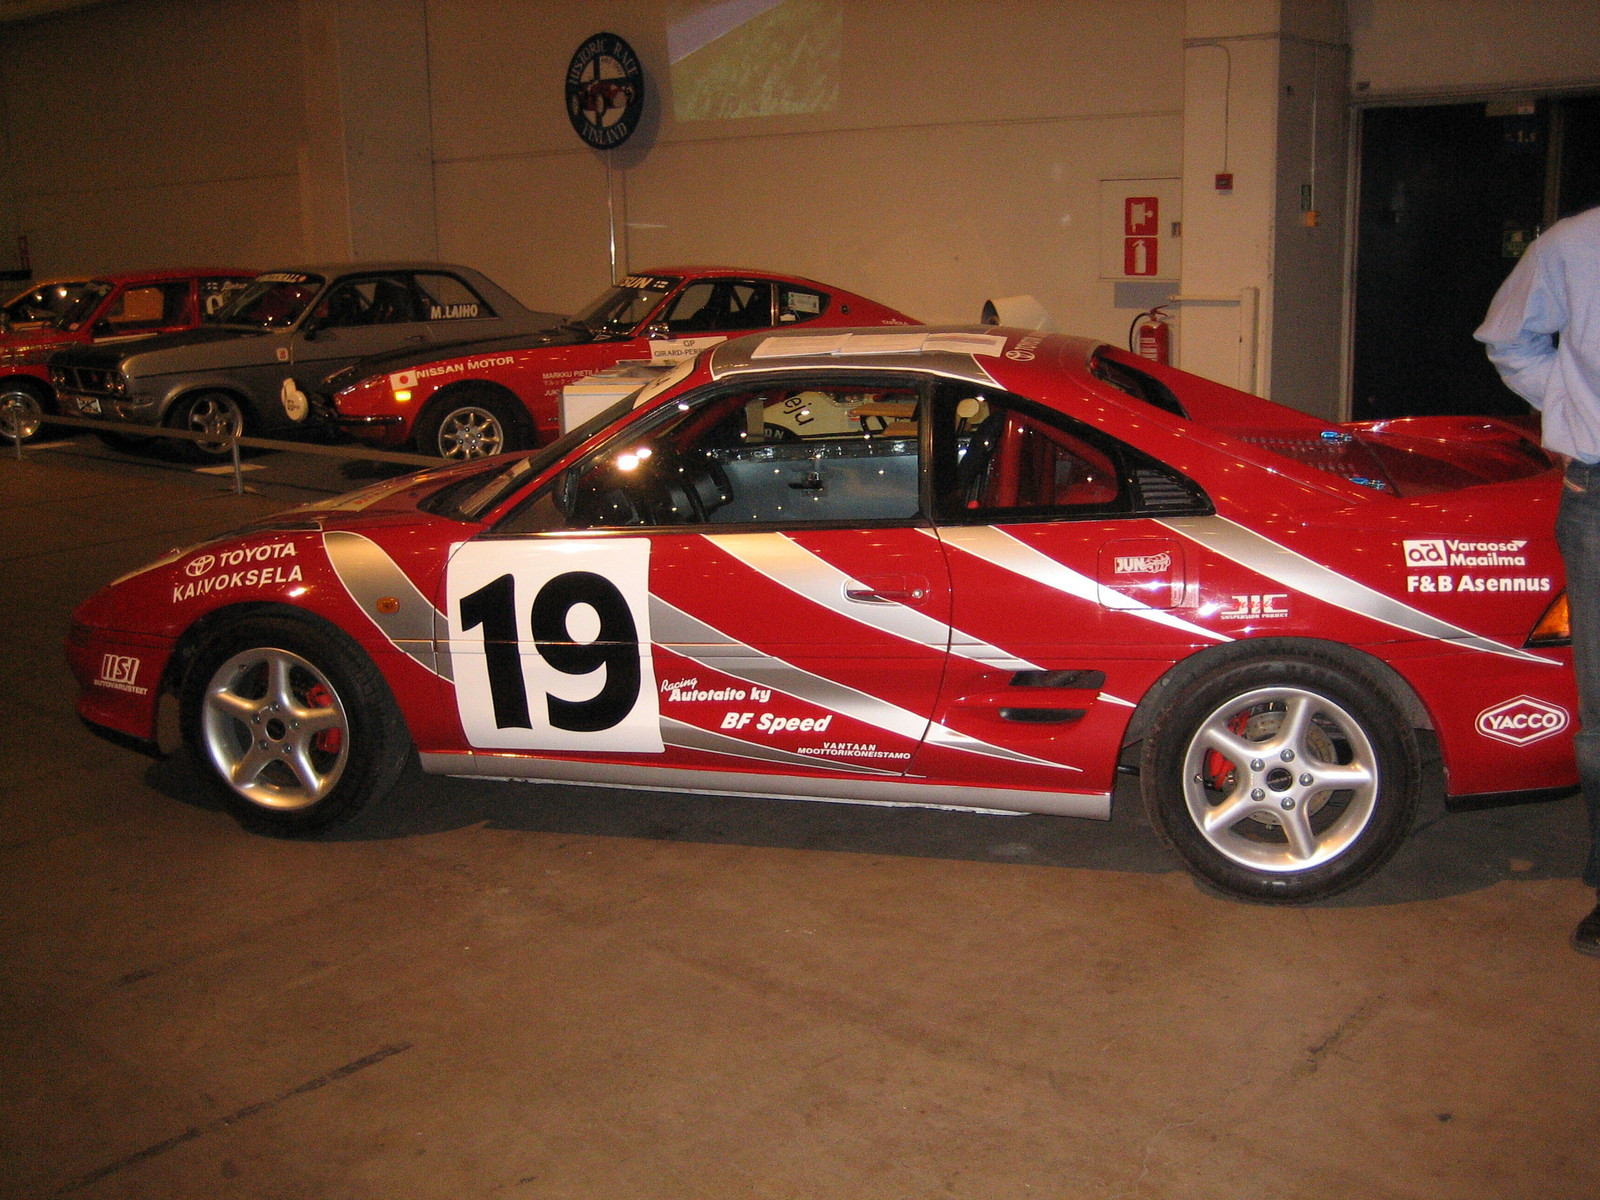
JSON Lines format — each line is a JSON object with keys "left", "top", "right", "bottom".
{"left": 1133, "top": 468, "right": 1207, "bottom": 513}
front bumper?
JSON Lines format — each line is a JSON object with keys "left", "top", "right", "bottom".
{"left": 59, "top": 391, "right": 157, "bottom": 425}
{"left": 328, "top": 410, "right": 410, "bottom": 447}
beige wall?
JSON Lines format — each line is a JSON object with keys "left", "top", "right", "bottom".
{"left": 1, "top": 0, "right": 306, "bottom": 273}
{"left": 428, "top": 0, "right": 1186, "bottom": 341}
{"left": 2, "top": 0, "right": 1600, "bottom": 412}
{"left": 1350, "top": 0, "right": 1600, "bottom": 98}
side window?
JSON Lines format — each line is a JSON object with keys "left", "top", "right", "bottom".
{"left": 932, "top": 388, "right": 1209, "bottom": 521}
{"left": 101, "top": 281, "right": 190, "bottom": 330}
{"left": 778, "top": 286, "right": 828, "bottom": 324}
{"left": 660, "top": 280, "right": 774, "bottom": 333}
{"left": 314, "top": 275, "right": 420, "bottom": 327}
{"left": 415, "top": 273, "right": 495, "bottom": 321}
{"left": 502, "top": 382, "right": 924, "bottom": 533}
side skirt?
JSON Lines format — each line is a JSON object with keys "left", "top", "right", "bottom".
{"left": 417, "top": 752, "right": 1112, "bottom": 819}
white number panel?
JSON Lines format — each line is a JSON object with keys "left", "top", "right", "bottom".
{"left": 445, "top": 538, "right": 663, "bottom": 753}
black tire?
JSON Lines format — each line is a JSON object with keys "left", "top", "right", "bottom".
{"left": 167, "top": 390, "right": 246, "bottom": 462}
{"left": 0, "top": 381, "right": 52, "bottom": 443}
{"left": 1139, "top": 655, "right": 1421, "bottom": 904}
{"left": 179, "top": 615, "right": 410, "bottom": 836}
{"left": 417, "top": 389, "right": 529, "bottom": 460}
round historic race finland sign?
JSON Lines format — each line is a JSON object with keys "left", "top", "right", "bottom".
{"left": 565, "top": 32, "right": 645, "bottom": 150}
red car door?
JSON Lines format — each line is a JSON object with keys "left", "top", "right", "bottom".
{"left": 912, "top": 383, "right": 1218, "bottom": 804}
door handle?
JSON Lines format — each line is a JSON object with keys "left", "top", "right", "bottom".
{"left": 844, "top": 575, "right": 930, "bottom": 605}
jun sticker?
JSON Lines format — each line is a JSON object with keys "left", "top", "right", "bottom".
{"left": 1476, "top": 696, "right": 1570, "bottom": 746}
{"left": 1115, "top": 551, "right": 1172, "bottom": 575}
{"left": 446, "top": 538, "right": 663, "bottom": 753}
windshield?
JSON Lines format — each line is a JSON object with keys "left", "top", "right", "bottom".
{"left": 212, "top": 272, "right": 327, "bottom": 329}
{"left": 573, "top": 273, "right": 681, "bottom": 337}
{"left": 421, "top": 397, "right": 639, "bottom": 522}
{"left": 5, "top": 280, "right": 93, "bottom": 328}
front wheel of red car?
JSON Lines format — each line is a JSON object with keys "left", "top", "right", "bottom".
{"left": 0, "top": 382, "right": 50, "bottom": 442}
{"left": 1139, "top": 655, "right": 1421, "bottom": 904}
{"left": 417, "top": 390, "right": 529, "bottom": 460}
{"left": 180, "top": 615, "right": 410, "bottom": 836}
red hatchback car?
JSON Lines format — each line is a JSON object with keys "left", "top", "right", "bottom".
{"left": 327, "top": 267, "right": 916, "bottom": 458}
{"left": 68, "top": 326, "right": 1575, "bottom": 904}
{"left": 0, "top": 267, "right": 256, "bottom": 441}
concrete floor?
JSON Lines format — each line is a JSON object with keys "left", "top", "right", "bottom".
{"left": 3, "top": 440, "right": 1598, "bottom": 1199}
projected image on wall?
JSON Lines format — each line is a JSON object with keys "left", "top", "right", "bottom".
{"left": 669, "top": 0, "right": 841, "bottom": 121}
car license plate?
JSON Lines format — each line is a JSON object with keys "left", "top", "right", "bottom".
{"left": 73, "top": 395, "right": 101, "bottom": 415}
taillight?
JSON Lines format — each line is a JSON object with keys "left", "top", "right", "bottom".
{"left": 1527, "top": 592, "right": 1571, "bottom": 647}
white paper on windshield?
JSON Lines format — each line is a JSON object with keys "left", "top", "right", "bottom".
{"left": 923, "top": 332, "right": 1009, "bottom": 357}
{"left": 751, "top": 333, "right": 852, "bottom": 358}
{"left": 838, "top": 332, "right": 928, "bottom": 355}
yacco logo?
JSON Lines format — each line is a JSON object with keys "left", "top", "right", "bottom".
{"left": 1476, "top": 696, "right": 1571, "bottom": 747}
{"left": 186, "top": 554, "right": 216, "bottom": 577}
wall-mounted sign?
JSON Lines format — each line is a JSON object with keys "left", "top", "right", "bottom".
{"left": 566, "top": 32, "right": 646, "bottom": 150}
{"left": 1099, "top": 179, "right": 1181, "bottom": 282}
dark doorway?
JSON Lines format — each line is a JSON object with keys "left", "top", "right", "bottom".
{"left": 1352, "top": 94, "right": 1600, "bottom": 421}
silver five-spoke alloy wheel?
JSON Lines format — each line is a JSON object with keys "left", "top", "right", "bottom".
{"left": 1179, "top": 685, "right": 1379, "bottom": 873}
{"left": 200, "top": 646, "right": 350, "bottom": 811}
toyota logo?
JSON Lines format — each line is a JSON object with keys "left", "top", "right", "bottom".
{"left": 186, "top": 554, "right": 216, "bottom": 577}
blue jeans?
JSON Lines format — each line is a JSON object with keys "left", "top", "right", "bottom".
{"left": 1556, "top": 459, "right": 1600, "bottom": 889}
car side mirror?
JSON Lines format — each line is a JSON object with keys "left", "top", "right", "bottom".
{"left": 645, "top": 323, "right": 672, "bottom": 340}
{"left": 91, "top": 318, "right": 115, "bottom": 338}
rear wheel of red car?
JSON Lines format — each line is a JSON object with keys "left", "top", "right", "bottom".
{"left": 1139, "top": 655, "right": 1420, "bottom": 904}
{"left": 180, "top": 615, "right": 410, "bottom": 836}
{"left": 168, "top": 390, "right": 246, "bottom": 461}
{"left": 0, "top": 382, "right": 50, "bottom": 442}
{"left": 417, "top": 389, "right": 528, "bottom": 460}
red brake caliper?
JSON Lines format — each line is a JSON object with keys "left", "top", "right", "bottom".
{"left": 305, "top": 683, "right": 343, "bottom": 754}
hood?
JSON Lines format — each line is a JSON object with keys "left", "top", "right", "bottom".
{"left": 48, "top": 324, "right": 265, "bottom": 369}
{"left": 321, "top": 317, "right": 581, "bottom": 392}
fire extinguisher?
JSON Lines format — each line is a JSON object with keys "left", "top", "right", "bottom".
{"left": 1130, "top": 306, "right": 1171, "bottom": 364}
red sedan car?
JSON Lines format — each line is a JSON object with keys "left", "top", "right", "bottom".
{"left": 69, "top": 327, "right": 1574, "bottom": 903}
{"left": 0, "top": 267, "right": 255, "bottom": 441}
{"left": 327, "top": 267, "right": 917, "bottom": 459}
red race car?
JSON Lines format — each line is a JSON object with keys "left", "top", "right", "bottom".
{"left": 326, "top": 267, "right": 917, "bottom": 459}
{"left": 69, "top": 327, "right": 1574, "bottom": 903}
{"left": 0, "top": 266, "right": 256, "bottom": 442}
